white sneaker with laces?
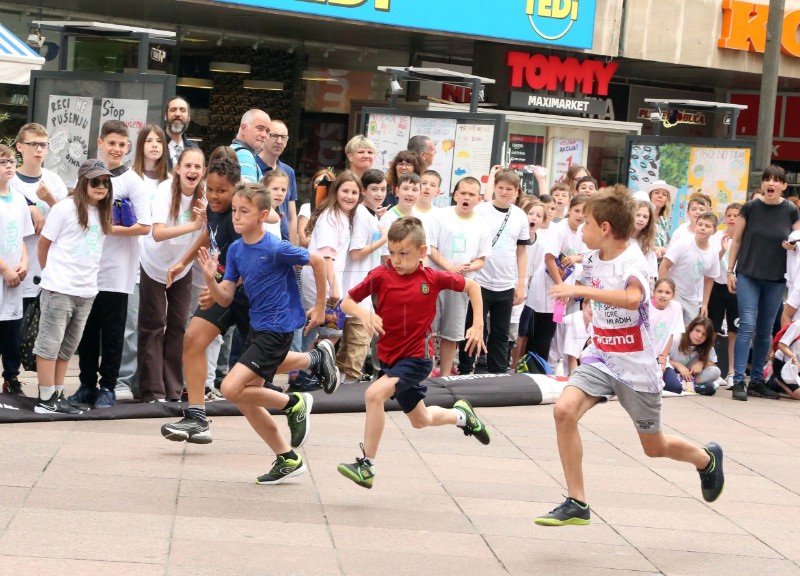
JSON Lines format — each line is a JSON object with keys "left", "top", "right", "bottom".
{"left": 115, "top": 383, "right": 134, "bottom": 401}
{"left": 724, "top": 374, "right": 734, "bottom": 389}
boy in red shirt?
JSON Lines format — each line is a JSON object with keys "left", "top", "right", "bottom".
{"left": 338, "top": 217, "right": 489, "bottom": 488}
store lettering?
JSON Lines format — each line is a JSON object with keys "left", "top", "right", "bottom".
{"left": 507, "top": 52, "right": 617, "bottom": 96}
{"left": 298, "top": 0, "right": 390, "bottom": 11}
{"left": 526, "top": 0, "right": 579, "bottom": 20}
{"left": 718, "top": 0, "right": 800, "bottom": 57}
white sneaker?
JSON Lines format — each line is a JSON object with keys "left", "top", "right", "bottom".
{"left": 724, "top": 374, "right": 734, "bottom": 389}
{"left": 115, "top": 384, "right": 134, "bottom": 401}
{"left": 714, "top": 376, "right": 727, "bottom": 389}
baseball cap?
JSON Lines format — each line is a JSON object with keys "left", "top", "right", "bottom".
{"left": 78, "top": 159, "right": 112, "bottom": 180}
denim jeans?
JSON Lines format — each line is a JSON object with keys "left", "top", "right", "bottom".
{"left": 733, "top": 273, "right": 786, "bottom": 382}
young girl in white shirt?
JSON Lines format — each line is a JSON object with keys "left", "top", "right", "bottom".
{"left": 669, "top": 317, "right": 721, "bottom": 395}
{"left": 630, "top": 200, "right": 658, "bottom": 287}
{"left": 33, "top": 160, "right": 113, "bottom": 414}
{"left": 513, "top": 198, "right": 547, "bottom": 368}
{"left": 649, "top": 278, "right": 685, "bottom": 394}
{"left": 138, "top": 148, "right": 206, "bottom": 402}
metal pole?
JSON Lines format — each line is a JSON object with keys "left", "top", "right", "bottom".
{"left": 754, "top": 0, "right": 785, "bottom": 171}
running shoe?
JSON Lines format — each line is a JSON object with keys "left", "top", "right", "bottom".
{"left": 256, "top": 454, "right": 305, "bottom": 485}
{"left": 94, "top": 387, "right": 116, "bottom": 408}
{"left": 731, "top": 380, "right": 748, "bottom": 401}
{"left": 535, "top": 497, "right": 591, "bottom": 526}
{"left": 337, "top": 443, "right": 375, "bottom": 489}
{"left": 35, "top": 393, "right": 84, "bottom": 415}
{"left": 2, "top": 376, "right": 24, "bottom": 395}
{"left": 454, "top": 399, "right": 491, "bottom": 445}
{"left": 161, "top": 411, "right": 212, "bottom": 444}
{"left": 747, "top": 379, "right": 780, "bottom": 400}
{"left": 699, "top": 442, "right": 724, "bottom": 502}
{"left": 314, "top": 339, "right": 340, "bottom": 394}
{"left": 284, "top": 392, "right": 313, "bottom": 448}
{"left": 68, "top": 386, "right": 98, "bottom": 406}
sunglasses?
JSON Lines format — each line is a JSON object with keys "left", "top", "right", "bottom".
{"left": 89, "top": 177, "right": 111, "bottom": 189}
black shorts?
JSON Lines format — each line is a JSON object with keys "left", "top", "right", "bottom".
{"left": 518, "top": 306, "right": 534, "bottom": 338}
{"left": 708, "top": 282, "right": 738, "bottom": 334}
{"left": 379, "top": 357, "right": 434, "bottom": 413}
{"left": 238, "top": 329, "right": 294, "bottom": 383}
{"left": 192, "top": 298, "right": 251, "bottom": 339}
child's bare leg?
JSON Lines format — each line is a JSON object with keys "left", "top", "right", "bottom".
{"left": 406, "top": 401, "right": 457, "bottom": 429}
{"left": 511, "top": 336, "right": 527, "bottom": 368}
{"left": 363, "top": 375, "right": 397, "bottom": 459}
{"left": 221, "top": 364, "right": 290, "bottom": 409}
{"left": 638, "top": 432, "right": 711, "bottom": 469}
{"left": 54, "top": 358, "right": 70, "bottom": 385}
{"left": 238, "top": 403, "right": 291, "bottom": 454}
{"left": 183, "top": 317, "right": 220, "bottom": 405}
{"left": 727, "top": 332, "right": 736, "bottom": 377}
{"left": 439, "top": 339, "right": 458, "bottom": 376}
{"left": 552, "top": 386, "right": 600, "bottom": 503}
{"left": 36, "top": 356, "right": 56, "bottom": 387}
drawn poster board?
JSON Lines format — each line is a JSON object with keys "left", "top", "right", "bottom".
{"left": 97, "top": 98, "right": 149, "bottom": 167}
{"left": 553, "top": 138, "right": 584, "bottom": 184}
{"left": 626, "top": 139, "right": 752, "bottom": 233}
{"left": 409, "top": 117, "right": 457, "bottom": 205}
{"left": 43, "top": 95, "right": 93, "bottom": 187}
{"left": 451, "top": 124, "right": 495, "bottom": 199}
{"left": 366, "top": 113, "right": 410, "bottom": 174}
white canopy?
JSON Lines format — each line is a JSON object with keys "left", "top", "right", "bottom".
{"left": 0, "top": 22, "right": 45, "bottom": 85}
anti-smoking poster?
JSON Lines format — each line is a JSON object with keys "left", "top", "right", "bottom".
{"left": 44, "top": 95, "right": 93, "bottom": 187}
{"left": 97, "top": 98, "right": 149, "bottom": 167}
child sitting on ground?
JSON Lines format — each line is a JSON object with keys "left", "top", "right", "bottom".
{"left": 668, "top": 317, "right": 721, "bottom": 395}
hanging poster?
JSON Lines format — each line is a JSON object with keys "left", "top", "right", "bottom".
{"left": 43, "top": 95, "right": 93, "bottom": 187}
{"left": 451, "top": 124, "right": 495, "bottom": 198}
{"left": 97, "top": 98, "right": 149, "bottom": 167}
{"left": 409, "top": 116, "right": 457, "bottom": 206}
{"left": 553, "top": 138, "right": 584, "bottom": 184}
{"left": 366, "top": 113, "right": 411, "bottom": 174}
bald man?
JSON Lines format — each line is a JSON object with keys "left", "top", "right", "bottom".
{"left": 231, "top": 109, "right": 271, "bottom": 182}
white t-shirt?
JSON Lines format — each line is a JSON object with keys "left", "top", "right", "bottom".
{"left": 413, "top": 204, "right": 439, "bottom": 246}
{"left": 775, "top": 321, "right": 800, "bottom": 382}
{"left": 579, "top": 245, "right": 663, "bottom": 393}
{"left": 630, "top": 239, "right": 658, "bottom": 281}
{"left": 139, "top": 181, "right": 203, "bottom": 285}
{"left": 298, "top": 203, "right": 311, "bottom": 219}
{"left": 379, "top": 206, "right": 408, "bottom": 257}
{"left": 138, "top": 175, "right": 171, "bottom": 285}
{"left": 0, "top": 190, "right": 35, "bottom": 320}
{"left": 669, "top": 222, "right": 693, "bottom": 246}
{"left": 10, "top": 169, "right": 68, "bottom": 298}
{"left": 785, "top": 284, "right": 800, "bottom": 322}
{"left": 711, "top": 231, "right": 731, "bottom": 285}
{"left": 473, "top": 202, "right": 530, "bottom": 292}
{"left": 649, "top": 300, "right": 685, "bottom": 357}
{"left": 525, "top": 228, "right": 549, "bottom": 310}
{"left": 98, "top": 167, "right": 152, "bottom": 294}
{"left": 39, "top": 198, "right": 106, "bottom": 299}
{"left": 428, "top": 206, "right": 492, "bottom": 280}
{"left": 343, "top": 204, "right": 383, "bottom": 313}
{"left": 669, "top": 338, "right": 717, "bottom": 368}
{"left": 301, "top": 208, "right": 351, "bottom": 308}
{"left": 664, "top": 235, "right": 720, "bottom": 304}
{"left": 529, "top": 220, "right": 584, "bottom": 313}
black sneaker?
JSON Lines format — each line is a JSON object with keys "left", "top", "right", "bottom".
{"left": 535, "top": 497, "right": 591, "bottom": 526}
{"left": 2, "top": 376, "right": 24, "bottom": 395}
{"left": 256, "top": 454, "right": 305, "bottom": 485}
{"left": 161, "top": 411, "right": 212, "bottom": 444}
{"left": 68, "top": 386, "right": 98, "bottom": 406}
{"left": 59, "top": 391, "right": 91, "bottom": 412}
{"left": 731, "top": 380, "right": 748, "bottom": 401}
{"left": 454, "top": 399, "right": 491, "bottom": 445}
{"left": 284, "top": 392, "right": 313, "bottom": 448}
{"left": 314, "top": 339, "right": 341, "bottom": 394}
{"left": 747, "top": 379, "right": 780, "bottom": 400}
{"left": 699, "top": 442, "right": 724, "bottom": 502}
{"left": 34, "top": 393, "right": 84, "bottom": 415}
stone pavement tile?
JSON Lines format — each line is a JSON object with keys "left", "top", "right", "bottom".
{"left": 0, "top": 529, "right": 168, "bottom": 563}
{"left": 311, "top": 464, "right": 446, "bottom": 497}
{"left": 42, "top": 453, "right": 184, "bottom": 480}
{"left": 519, "top": 437, "right": 639, "bottom": 467}
{"left": 6, "top": 507, "right": 173, "bottom": 538}
{"left": 486, "top": 534, "right": 657, "bottom": 573}
{"left": 615, "top": 525, "right": 780, "bottom": 557}
{"left": 317, "top": 482, "right": 459, "bottom": 513}
{"left": 177, "top": 495, "right": 326, "bottom": 524}
{"left": 168, "top": 539, "right": 340, "bottom": 576}
{"left": 338, "top": 549, "right": 508, "bottom": 576}
{"left": 0, "top": 556, "right": 165, "bottom": 576}
{"left": 0, "top": 427, "right": 71, "bottom": 445}
{"left": 309, "top": 446, "right": 440, "bottom": 483}
{"left": 0, "top": 487, "right": 27, "bottom": 507}
{"left": 441, "top": 479, "right": 565, "bottom": 503}
{"left": 330, "top": 524, "right": 493, "bottom": 558}
{"left": 420, "top": 452, "right": 557, "bottom": 487}
{"left": 23, "top": 484, "right": 178, "bottom": 516}
{"left": 179, "top": 477, "right": 321, "bottom": 504}
{"left": 0, "top": 507, "right": 16, "bottom": 529}
{"left": 405, "top": 436, "right": 523, "bottom": 458}
{"left": 640, "top": 547, "right": 800, "bottom": 576}
{"left": 614, "top": 442, "right": 757, "bottom": 477}
{"left": 180, "top": 451, "right": 283, "bottom": 483}
{"left": 759, "top": 536, "right": 800, "bottom": 564}
{"left": 666, "top": 470, "right": 800, "bottom": 506}
{"left": 0, "top": 459, "right": 52, "bottom": 488}
{"left": 323, "top": 503, "right": 477, "bottom": 533}
{"left": 173, "top": 515, "right": 332, "bottom": 545}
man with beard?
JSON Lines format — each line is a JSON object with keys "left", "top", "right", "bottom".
{"left": 164, "top": 97, "right": 198, "bottom": 170}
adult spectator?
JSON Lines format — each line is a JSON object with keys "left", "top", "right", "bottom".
{"left": 232, "top": 109, "right": 270, "bottom": 182}
{"left": 384, "top": 149, "right": 423, "bottom": 206}
{"left": 344, "top": 135, "right": 376, "bottom": 181}
{"left": 727, "top": 165, "right": 800, "bottom": 401}
{"left": 407, "top": 134, "right": 435, "bottom": 170}
{"left": 257, "top": 119, "right": 298, "bottom": 244}
{"left": 163, "top": 97, "right": 198, "bottom": 170}
{"left": 645, "top": 179, "right": 677, "bottom": 259}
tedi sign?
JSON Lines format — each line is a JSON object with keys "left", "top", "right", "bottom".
{"left": 718, "top": 0, "right": 800, "bottom": 57}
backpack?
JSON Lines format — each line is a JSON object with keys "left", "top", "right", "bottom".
{"left": 20, "top": 296, "right": 41, "bottom": 372}
{"left": 772, "top": 323, "right": 800, "bottom": 352}
{"left": 515, "top": 351, "right": 553, "bottom": 375}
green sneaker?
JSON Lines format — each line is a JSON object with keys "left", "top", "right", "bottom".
{"left": 256, "top": 455, "right": 305, "bottom": 485}
{"left": 535, "top": 497, "right": 591, "bottom": 526}
{"left": 283, "top": 392, "right": 313, "bottom": 448}
{"left": 337, "top": 443, "right": 375, "bottom": 489}
{"left": 454, "top": 399, "right": 490, "bottom": 445}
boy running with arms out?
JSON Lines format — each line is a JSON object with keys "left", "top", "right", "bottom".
{"left": 338, "top": 218, "right": 490, "bottom": 489}
{"left": 536, "top": 186, "right": 724, "bottom": 526}
{"left": 197, "top": 182, "right": 327, "bottom": 484}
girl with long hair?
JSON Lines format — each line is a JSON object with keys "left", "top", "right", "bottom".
{"left": 669, "top": 317, "right": 721, "bottom": 395}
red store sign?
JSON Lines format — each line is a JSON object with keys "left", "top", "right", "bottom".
{"left": 506, "top": 51, "right": 618, "bottom": 96}
{"left": 730, "top": 92, "right": 800, "bottom": 160}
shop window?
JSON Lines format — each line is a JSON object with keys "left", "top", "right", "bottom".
{"left": 588, "top": 132, "right": 625, "bottom": 187}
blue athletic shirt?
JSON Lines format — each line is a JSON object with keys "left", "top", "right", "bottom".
{"left": 223, "top": 233, "right": 310, "bottom": 333}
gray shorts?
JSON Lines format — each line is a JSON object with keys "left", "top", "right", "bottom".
{"left": 33, "top": 289, "right": 95, "bottom": 361}
{"left": 433, "top": 290, "right": 468, "bottom": 342}
{"left": 568, "top": 364, "right": 662, "bottom": 434}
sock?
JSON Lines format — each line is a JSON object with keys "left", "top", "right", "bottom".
{"left": 570, "top": 497, "right": 588, "bottom": 508}
{"left": 454, "top": 408, "right": 467, "bottom": 427}
{"left": 39, "top": 385, "right": 55, "bottom": 401}
{"left": 187, "top": 405, "right": 206, "bottom": 422}
{"left": 307, "top": 348, "right": 321, "bottom": 371}
{"left": 279, "top": 450, "right": 298, "bottom": 461}
{"left": 363, "top": 457, "right": 374, "bottom": 469}
{"left": 283, "top": 393, "right": 299, "bottom": 411}
{"left": 54, "top": 384, "right": 64, "bottom": 394}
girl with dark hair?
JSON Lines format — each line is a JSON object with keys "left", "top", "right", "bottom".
{"left": 384, "top": 150, "right": 423, "bottom": 207}
{"left": 668, "top": 317, "right": 721, "bottom": 395}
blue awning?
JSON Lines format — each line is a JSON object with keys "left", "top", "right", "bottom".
{"left": 0, "top": 22, "right": 45, "bottom": 84}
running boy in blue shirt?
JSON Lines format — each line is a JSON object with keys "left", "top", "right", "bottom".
{"left": 197, "top": 182, "right": 328, "bottom": 484}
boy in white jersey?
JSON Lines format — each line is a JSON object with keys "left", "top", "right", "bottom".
{"left": 535, "top": 186, "right": 724, "bottom": 527}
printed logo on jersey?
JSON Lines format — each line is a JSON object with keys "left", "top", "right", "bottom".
{"left": 593, "top": 325, "right": 643, "bottom": 353}
{"left": 420, "top": 283, "right": 430, "bottom": 295}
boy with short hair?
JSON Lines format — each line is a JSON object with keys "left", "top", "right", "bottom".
{"left": 338, "top": 217, "right": 490, "bottom": 489}
{"left": 71, "top": 120, "right": 152, "bottom": 409}
{"left": 429, "top": 176, "right": 491, "bottom": 377}
{"left": 0, "top": 144, "right": 34, "bottom": 394}
{"left": 380, "top": 172, "right": 422, "bottom": 260}
{"left": 659, "top": 211, "right": 721, "bottom": 324}
{"left": 670, "top": 193, "right": 710, "bottom": 246}
{"left": 197, "top": 182, "right": 327, "bottom": 484}
{"left": 536, "top": 187, "right": 723, "bottom": 526}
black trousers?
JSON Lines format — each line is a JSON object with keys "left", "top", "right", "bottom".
{"left": 526, "top": 311, "right": 557, "bottom": 360}
{"left": 77, "top": 290, "right": 128, "bottom": 390}
{"left": 458, "top": 286, "right": 514, "bottom": 374}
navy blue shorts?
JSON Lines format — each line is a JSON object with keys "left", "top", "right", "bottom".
{"left": 379, "top": 357, "right": 433, "bottom": 413}
{"left": 518, "top": 306, "right": 534, "bottom": 338}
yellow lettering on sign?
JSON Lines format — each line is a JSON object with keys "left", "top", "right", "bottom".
{"left": 298, "top": 0, "right": 390, "bottom": 10}
{"left": 527, "top": 0, "right": 577, "bottom": 21}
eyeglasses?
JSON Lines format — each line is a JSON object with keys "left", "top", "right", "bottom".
{"left": 396, "top": 159, "right": 414, "bottom": 166}
{"left": 19, "top": 142, "right": 49, "bottom": 150}
{"left": 89, "top": 177, "right": 111, "bottom": 189}
{"left": 0, "top": 158, "right": 17, "bottom": 167}
{"left": 268, "top": 133, "right": 289, "bottom": 143}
